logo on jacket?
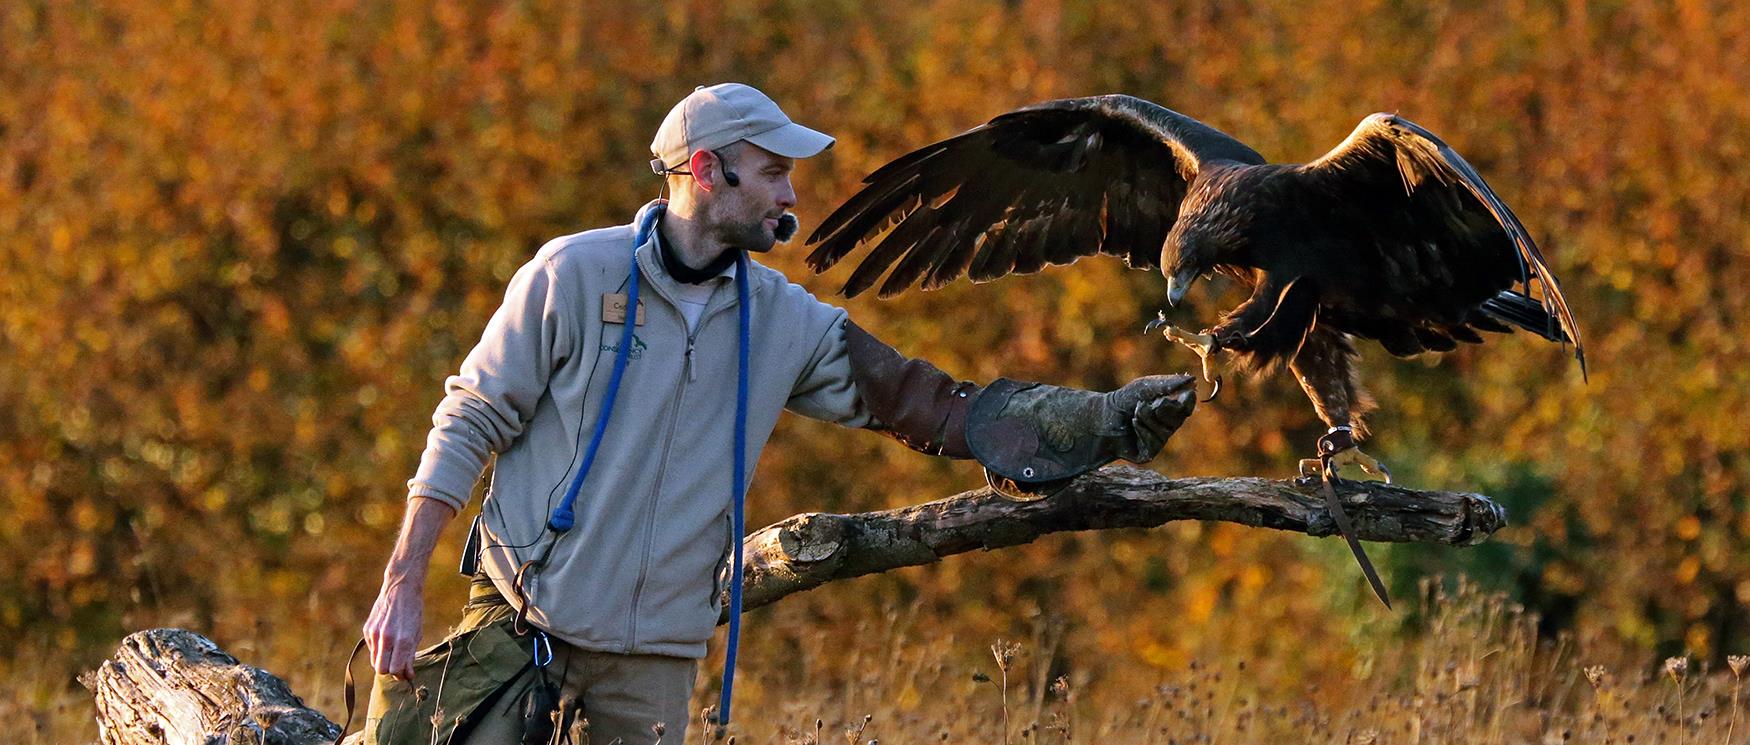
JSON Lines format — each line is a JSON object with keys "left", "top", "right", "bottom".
{"left": 600, "top": 334, "right": 648, "bottom": 360}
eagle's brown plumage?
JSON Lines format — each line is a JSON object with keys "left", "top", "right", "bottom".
{"left": 806, "top": 95, "right": 1584, "bottom": 442}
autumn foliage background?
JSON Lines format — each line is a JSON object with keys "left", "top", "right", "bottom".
{"left": 3, "top": 0, "right": 1749, "bottom": 741}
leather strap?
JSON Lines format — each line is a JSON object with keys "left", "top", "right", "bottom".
{"left": 337, "top": 637, "right": 368, "bottom": 743}
{"left": 1316, "top": 429, "right": 1391, "bottom": 609}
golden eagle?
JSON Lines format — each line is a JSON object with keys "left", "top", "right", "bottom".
{"left": 805, "top": 95, "right": 1585, "bottom": 482}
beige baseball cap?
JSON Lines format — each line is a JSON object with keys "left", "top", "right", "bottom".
{"left": 649, "top": 83, "right": 835, "bottom": 175}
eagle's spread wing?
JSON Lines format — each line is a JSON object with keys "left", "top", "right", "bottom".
{"left": 1297, "top": 113, "right": 1586, "bottom": 373}
{"left": 805, "top": 95, "right": 1266, "bottom": 298}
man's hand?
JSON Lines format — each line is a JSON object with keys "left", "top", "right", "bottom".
{"left": 363, "top": 496, "right": 457, "bottom": 679}
{"left": 364, "top": 572, "right": 425, "bottom": 679}
{"left": 1103, "top": 374, "right": 1198, "bottom": 463}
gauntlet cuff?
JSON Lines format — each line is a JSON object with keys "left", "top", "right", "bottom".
{"left": 844, "top": 321, "right": 975, "bottom": 458}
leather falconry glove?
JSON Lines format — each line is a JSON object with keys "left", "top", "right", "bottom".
{"left": 843, "top": 322, "right": 1197, "bottom": 499}
{"left": 965, "top": 375, "right": 1195, "bottom": 498}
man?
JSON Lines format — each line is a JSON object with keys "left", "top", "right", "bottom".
{"left": 356, "top": 83, "right": 1196, "bottom": 745}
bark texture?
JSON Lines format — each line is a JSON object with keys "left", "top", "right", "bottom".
{"left": 79, "top": 627, "right": 341, "bottom": 745}
{"left": 729, "top": 464, "right": 1505, "bottom": 619}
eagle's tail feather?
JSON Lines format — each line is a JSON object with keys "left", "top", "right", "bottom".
{"left": 1479, "top": 291, "right": 1571, "bottom": 343}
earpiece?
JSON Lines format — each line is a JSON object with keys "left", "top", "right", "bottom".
{"left": 712, "top": 149, "right": 740, "bottom": 187}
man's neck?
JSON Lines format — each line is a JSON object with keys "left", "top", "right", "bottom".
{"left": 657, "top": 203, "right": 732, "bottom": 271}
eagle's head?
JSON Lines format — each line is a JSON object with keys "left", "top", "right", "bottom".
{"left": 1160, "top": 165, "right": 1259, "bottom": 305}
{"left": 1161, "top": 240, "right": 1204, "bottom": 307}
{"left": 1161, "top": 207, "right": 1246, "bottom": 306}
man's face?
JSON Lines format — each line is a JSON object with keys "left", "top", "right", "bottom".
{"left": 702, "top": 144, "right": 799, "bottom": 253}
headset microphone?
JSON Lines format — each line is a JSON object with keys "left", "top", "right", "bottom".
{"left": 774, "top": 213, "right": 798, "bottom": 242}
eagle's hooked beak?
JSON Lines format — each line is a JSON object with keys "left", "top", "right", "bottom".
{"left": 1166, "top": 269, "right": 1198, "bottom": 306}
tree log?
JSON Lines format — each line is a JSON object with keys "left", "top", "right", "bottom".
{"left": 85, "top": 466, "right": 1504, "bottom": 743}
{"left": 79, "top": 627, "right": 341, "bottom": 745}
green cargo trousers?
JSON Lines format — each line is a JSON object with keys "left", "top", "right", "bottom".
{"left": 358, "top": 575, "right": 697, "bottom": 745}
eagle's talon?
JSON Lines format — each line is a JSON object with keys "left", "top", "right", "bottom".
{"left": 1157, "top": 324, "right": 1222, "bottom": 401}
{"left": 1202, "top": 375, "right": 1222, "bottom": 402}
{"left": 1143, "top": 310, "right": 1171, "bottom": 336}
{"left": 1324, "top": 446, "right": 1391, "bottom": 483}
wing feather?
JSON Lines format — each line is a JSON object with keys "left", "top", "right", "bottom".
{"left": 1298, "top": 114, "right": 1586, "bottom": 374}
{"left": 806, "top": 95, "right": 1265, "bottom": 297}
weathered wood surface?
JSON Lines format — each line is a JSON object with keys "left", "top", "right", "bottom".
{"left": 86, "top": 466, "right": 1504, "bottom": 743}
{"left": 729, "top": 464, "right": 1505, "bottom": 619}
{"left": 79, "top": 627, "right": 341, "bottom": 745}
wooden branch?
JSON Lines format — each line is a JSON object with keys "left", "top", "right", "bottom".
{"left": 84, "top": 466, "right": 1503, "bottom": 743}
{"left": 728, "top": 464, "right": 1505, "bottom": 620}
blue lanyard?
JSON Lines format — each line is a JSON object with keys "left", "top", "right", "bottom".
{"left": 544, "top": 205, "right": 655, "bottom": 533}
{"left": 540, "top": 202, "right": 752, "bottom": 729}
{"left": 720, "top": 248, "right": 750, "bottom": 727}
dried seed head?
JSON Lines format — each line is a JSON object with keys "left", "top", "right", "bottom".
{"left": 991, "top": 639, "right": 1022, "bottom": 672}
{"left": 652, "top": 722, "right": 665, "bottom": 736}
{"left": 972, "top": 671, "right": 991, "bottom": 683}
{"left": 1729, "top": 655, "right": 1748, "bottom": 678}
{"left": 1584, "top": 665, "right": 1607, "bottom": 689}
{"left": 1665, "top": 657, "right": 1689, "bottom": 682}
{"left": 1051, "top": 675, "right": 1070, "bottom": 698}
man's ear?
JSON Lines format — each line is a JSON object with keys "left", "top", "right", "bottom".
{"left": 688, "top": 149, "right": 719, "bottom": 192}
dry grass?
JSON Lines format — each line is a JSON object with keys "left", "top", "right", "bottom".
{"left": 707, "top": 580, "right": 1747, "bottom": 744}
{"left": 14, "top": 579, "right": 1745, "bottom": 744}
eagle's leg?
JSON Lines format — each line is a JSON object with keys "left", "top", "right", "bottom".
{"left": 1290, "top": 328, "right": 1386, "bottom": 482}
{"left": 1149, "top": 276, "right": 1320, "bottom": 403}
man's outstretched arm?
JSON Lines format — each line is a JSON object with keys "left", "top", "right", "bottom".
{"left": 787, "top": 316, "right": 1196, "bottom": 485}
{"left": 362, "top": 496, "right": 457, "bottom": 678}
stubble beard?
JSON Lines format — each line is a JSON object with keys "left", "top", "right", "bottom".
{"left": 707, "top": 203, "right": 798, "bottom": 253}
{"left": 713, "top": 219, "right": 776, "bottom": 253}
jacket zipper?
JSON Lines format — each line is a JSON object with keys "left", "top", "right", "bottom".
{"left": 626, "top": 350, "right": 688, "bottom": 652}
{"left": 624, "top": 266, "right": 743, "bottom": 652}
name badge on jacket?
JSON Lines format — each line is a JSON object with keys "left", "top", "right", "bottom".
{"left": 602, "top": 293, "right": 645, "bottom": 325}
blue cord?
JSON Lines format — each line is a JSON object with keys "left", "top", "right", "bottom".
{"left": 546, "top": 206, "right": 655, "bottom": 533}
{"left": 718, "top": 250, "right": 751, "bottom": 727}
